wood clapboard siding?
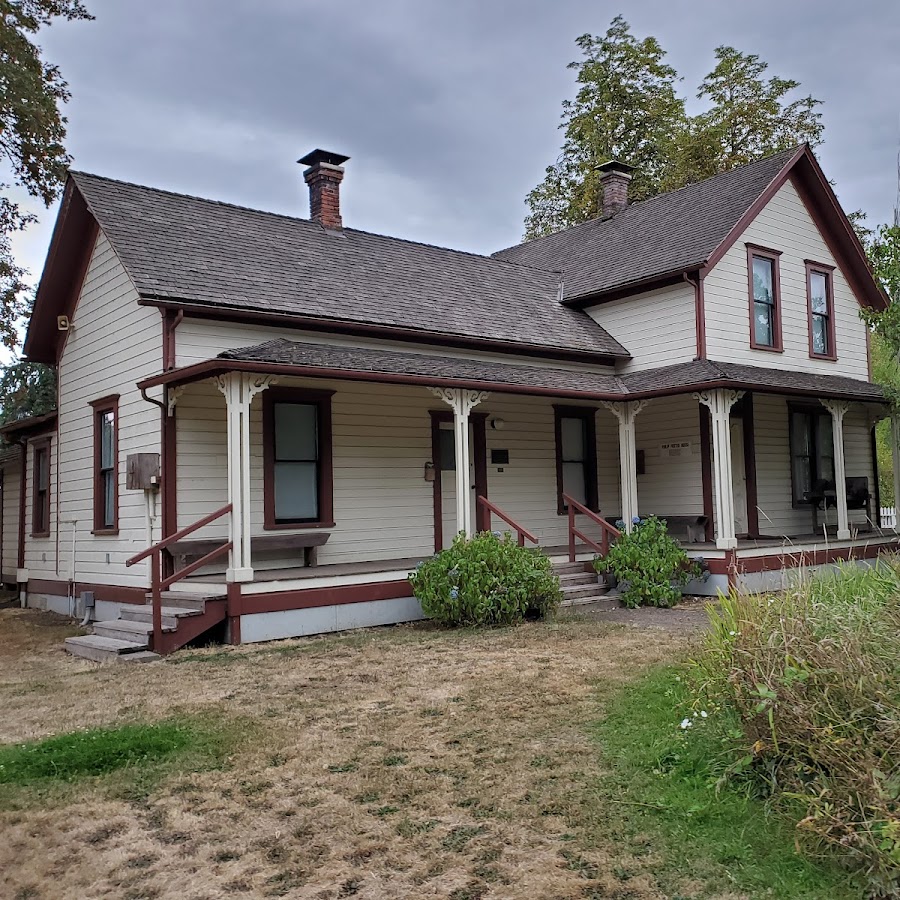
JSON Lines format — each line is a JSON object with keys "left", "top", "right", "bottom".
{"left": 51, "top": 230, "right": 162, "bottom": 587}
{"left": 703, "top": 179, "right": 869, "bottom": 378}
{"left": 2, "top": 452, "right": 22, "bottom": 577}
{"left": 752, "top": 395, "right": 875, "bottom": 536}
{"left": 584, "top": 283, "right": 696, "bottom": 371}
{"left": 174, "top": 317, "right": 620, "bottom": 374}
{"left": 635, "top": 395, "right": 704, "bottom": 517}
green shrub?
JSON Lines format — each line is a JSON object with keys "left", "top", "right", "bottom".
{"left": 695, "top": 561, "right": 900, "bottom": 897}
{"left": 593, "top": 516, "right": 699, "bottom": 608}
{"left": 409, "top": 531, "right": 561, "bottom": 627}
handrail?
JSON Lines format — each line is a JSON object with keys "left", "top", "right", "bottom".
{"left": 125, "top": 503, "right": 233, "bottom": 655}
{"left": 476, "top": 495, "right": 539, "bottom": 547}
{"left": 126, "top": 503, "right": 233, "bottom": 567}
{"left": 562, "top": 494, "right": 621, "bottom": 563}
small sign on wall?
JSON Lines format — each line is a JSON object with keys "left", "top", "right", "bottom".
{"left": 660, "top": 441, "right": 692, "bottom": 457}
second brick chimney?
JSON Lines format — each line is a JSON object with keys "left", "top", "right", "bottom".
{"left": 597, "top": 160, "right": 635, "bottom": 218}
{"left": 299, "top": 149, "right": 350, "bottom": 230}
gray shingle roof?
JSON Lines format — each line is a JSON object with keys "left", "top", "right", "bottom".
{"left": 69, "top": 171, "right": 629, "bottom": 360}
{"left": 215, "top": 339, "right": 885, "bottom": 403}
{"left": 493, "top": 148, "right": 801, "bottom": 302}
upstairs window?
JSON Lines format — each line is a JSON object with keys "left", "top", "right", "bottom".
{"left": 789, "top": 408, "right": 834, "bottom": 507}
{"left": 32, "top": 438, "right": 51, "bottom": 537}
{"left": 554, "top": 406, "right": 598, "bottom": 513}
{"left": 747, "top": 245, "right": 783, "bottom": 351}
{"left": 90, "top": 396, "right": 118, "bottom": 533}
{"left": 807, "top": 262, "right": 836, "bottom": 359}
{"left": 263, "top": 389, "right": 334, "bottom": 529}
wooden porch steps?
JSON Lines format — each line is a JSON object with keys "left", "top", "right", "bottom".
{"left": 552, "top": 561, "right": 619, "bottom": 609}
{"left": 64, "top": 592, "right": 227, "bottom": 663}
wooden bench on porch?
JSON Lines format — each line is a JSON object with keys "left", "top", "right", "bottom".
{"left": 655, "top": 515, "right": 709, "bottom": 544}
{"left": 169, "top": 532, "right": 331, "bottom": 571}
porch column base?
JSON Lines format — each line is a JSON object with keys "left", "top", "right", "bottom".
{"left": 716, "top": 537, "right": 738, "bottom": 550}
{"left": 226, "top": 567, "right": 254, "bottom": 583}
{"left": 836, "top": 529, "right": 852, "bottom": 541}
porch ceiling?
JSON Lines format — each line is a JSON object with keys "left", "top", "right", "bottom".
{"left": 136, "top": 339, "right": 887, "bottom": 405}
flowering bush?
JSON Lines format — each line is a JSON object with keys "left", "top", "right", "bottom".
{"left": 594, "top": 516, "right": 700, "bottom": 608}
{"left": 409, "top": 531, "right": 561, "bottom": 627}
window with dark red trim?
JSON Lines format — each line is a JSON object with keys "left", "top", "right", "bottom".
{"left": 32, "top": 438, "right": 51, "bottom": 537}
{"left": 553, "top": 405, "right": 598, "bottom": 513}
{"left": 747, "top": 244, "right": 783, "bottom": 351}
{"left": 263, "top": 388, "right": 334, "bottom": 529}
{"left": 90, "top": 395, "right": 119, "bottom": 533}
{"left": 806, "top": 260, "right": 837, "bottom": 360}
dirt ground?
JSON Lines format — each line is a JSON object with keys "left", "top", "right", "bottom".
{"left": 0, "top": 607, "right": 700, "bottom": 900}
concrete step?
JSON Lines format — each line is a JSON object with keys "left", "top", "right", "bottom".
{"left": 560, "top": 596, "right": 620, "bottom": 609}
{"left": 557, "top": 572, "right": 597, "bottom": 586}
{"left": 64, "top": 634, "right": 149, "bottom": 663}
{"left": 91, "top": 619, "right": 173, "bottom": 644}
{"left": 120, "top": 605, "right": 201, "bottom": 629}
{"left": 561, "top": 582, "right": 609, "bottom": 600}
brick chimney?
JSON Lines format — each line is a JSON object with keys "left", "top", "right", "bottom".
{"left": 299, "top": 149, "right": 350, "bottom": 230}
{"left": 597, "top": 160, "right": 635, "bottom": 218}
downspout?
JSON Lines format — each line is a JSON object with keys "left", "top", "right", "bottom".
{"left": 140, "top": 386, "right": 167, "bottom": 581}
{"left": 684, "top": 271, "right": 707, "bottom": 360}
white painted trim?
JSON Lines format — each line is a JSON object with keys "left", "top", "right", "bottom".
{"left": 600, "top": 399, "right": 648, "bottom": 533}
{"left": 821, "top": 399, "right": 851, "bottom": 540}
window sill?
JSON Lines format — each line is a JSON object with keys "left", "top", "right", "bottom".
{"left": 749, "top": 343, "right": 784, "bottom": 353}
{"left": 809, "top": 352, "right": 838, "bottom": 362}
{"left": 263, "top": 521, "right": 336, "bottom": 531}
{"left": 92, "top": 528, "right": 119, "bottom": 536}
{"left": 30, "top": 531, "right": 50, "bottom": 539}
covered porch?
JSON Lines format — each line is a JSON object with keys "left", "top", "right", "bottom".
{"left": 135, "top": 340, "right": 898, "bottom": 642}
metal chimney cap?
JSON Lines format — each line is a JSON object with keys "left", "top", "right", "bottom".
{"left": 298, "top": 149, "right": 350, "bottom": 168}
{"left": 596, "top": 159, "right": 636, "bottom": 177}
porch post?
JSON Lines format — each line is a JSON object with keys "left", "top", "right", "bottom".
{"left": 216, "top": 372, "right": 278, "bottom": 582}
{"left": 429, "top": 388, "right": 489, "bottom": 537}
{"left": 601, "top": 400, "right": 648, "bottom": 534}
{"left": 892, "top": 413, "right": 900, "bottom": 534}
{"left": 695, "top": 389, "right": 744, "bottom": 549}
{"left": 822, "top": 399, "right": 851, "bottom": 540}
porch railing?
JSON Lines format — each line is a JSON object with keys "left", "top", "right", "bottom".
{"left": 126, "top": 503, "right": 233, "bottom": 654}
{"left": 562, "top": 494, "right": 621, "bottom": 562}
{"left": 476, "top": 495, "right": 539, "bottom": 547}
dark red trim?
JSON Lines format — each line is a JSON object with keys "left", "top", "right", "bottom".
{"left": 740, "top": 540, "right": 896, "bottom": 573}
{"left": 553, "top": 405, "right": 598, "bottom": 515}
{"left": 684, "top": 271, "right": 707, "bottom": 360}
{"left": 0, "top": 411, "right": 58, "bottom": 438}
{"left": 90, "top": 395, "right": 119, "bottom": 534}
{"left": 698, "top": 405, "right": 714, "bottom": 542}
{"left": 227, "top": 581, "right": 242, "bottom": 644}
{"left": 472, "top": 413, "right": 489, "bottom": 532}
{"left": 26, "top": 578, "right": 149, "bottom": 604}
{"left": 262, "top": 387, "right": 334, "bottom": 530}
{"left": 161, "top": 307, "right": 184, "bottom": 371}
{"left": 30, "top": 437, "right": 51, "bottom": 538}
{"left": 747, "top": 244, "right": 784, "bottom": 352}
{"left": 805, "top": 260, "right": 838, "bottom": 361}
{"left": 741, "top": 394, "right": 759, "bottom": 538}
{"left": 231, "top": 579, "right": 414, "bottom": 616}
{"left": 140, "top": 298, "right": 625, "bottom": 366}
{"left": 569, "top": 272, "right": 686, "bottom": 310}
{"left": 136, "top": 357, "right": 885, "bottom": 406}
{"left": 430, "top": 411, "right": 443, "bottom": 553}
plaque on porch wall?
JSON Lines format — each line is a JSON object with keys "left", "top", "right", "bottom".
{"left": 660, "top": 441, "right": 692, "bottom": 457}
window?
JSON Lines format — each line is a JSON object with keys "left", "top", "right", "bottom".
{"left": 32, "top": 439, "right": 50, "bottom": 537}
{"left": 90, "top": 396, "right": 118, "bottom": 532}
{"left": 263, "top": 389, "right": 334, "bottom": 529}
{"left": 806, "top": 261, "right": 836, "bottom": 359}
{"left": 789, "top": 408, "right": 835, "bottom": 507}
{"left": 554, "top": 406, "right": 598, "bottom": 513}
{"left": 747, "top": 245, "right": 782, "bottom": 351}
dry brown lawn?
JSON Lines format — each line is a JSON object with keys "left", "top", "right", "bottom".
{"left": 0, "top": 607, "right": 698, "bottom": 900}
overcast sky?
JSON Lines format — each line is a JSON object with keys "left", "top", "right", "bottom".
{"left": 10, "top": 0, "right": 900, "bottom": 287}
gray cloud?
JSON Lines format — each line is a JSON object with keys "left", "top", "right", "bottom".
{"left": 11, "top": 0, "right": 900, "bottom": 285}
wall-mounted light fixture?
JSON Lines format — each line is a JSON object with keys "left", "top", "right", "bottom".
{"left": 424, "top": 461, "right": 435, "bottom": 482}
{"left": 490, "top": 417, "right": 505, "bottom": 431}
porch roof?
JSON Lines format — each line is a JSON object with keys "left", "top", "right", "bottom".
{"left": 137, "top": 338, "right": 887, "bottom": 405}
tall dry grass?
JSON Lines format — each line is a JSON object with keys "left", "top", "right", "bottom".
{"left": 696, "top": 560, "right": 900, "bottom": 897}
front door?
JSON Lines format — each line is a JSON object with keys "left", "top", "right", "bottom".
{"left": 730, "top": 418, "right": 749, "bottom": 536}
{"left": 431, "top": 412, "right": 488, "bottom": 551}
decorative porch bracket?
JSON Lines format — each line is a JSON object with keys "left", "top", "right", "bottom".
{"left": 695, "top": 389, "right": 744, "bottom": 549}
{"left": 429, "top": 387, "right": 489, "bottom": 537}
{"left": 216, "top": 372, "right": 279, "bottom": 581}
{"left": 600, "top": 399, "right": 649, "bottom": 534}
{"left": 821, "top": 399, "right": 851, "bottom": 540}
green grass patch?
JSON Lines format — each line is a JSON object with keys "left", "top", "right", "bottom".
{"left": 592, "top": 666, "right": 861, "bottom": 899}
{"left": 0, "top": 718, "right": 238, "bottom": 807}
